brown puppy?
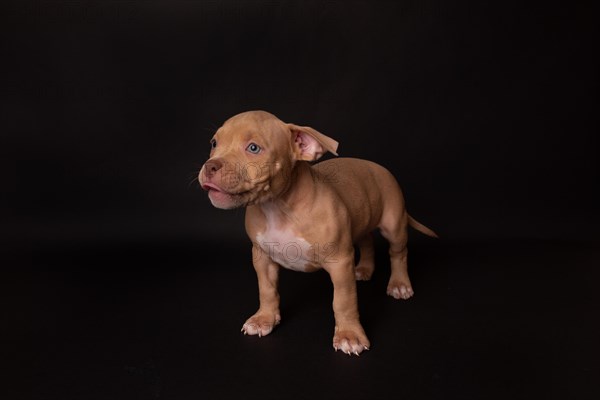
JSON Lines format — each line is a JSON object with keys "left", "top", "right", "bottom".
{"left": 198, "top": 110, "right": 437, "bottom": 356}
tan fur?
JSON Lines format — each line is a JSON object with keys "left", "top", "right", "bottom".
{"left": 198, "top": 110, "right": 437, "bottom": 356}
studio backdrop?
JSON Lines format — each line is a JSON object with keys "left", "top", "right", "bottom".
{"left": 3, "top": 0, "right": 598, "bottom": 248}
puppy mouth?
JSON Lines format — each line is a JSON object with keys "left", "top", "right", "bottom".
{"left": 201, "top": 182, "right": 250, "bottom": 197}
{"left": 201, "top": 182, "right": 226, "bottom": 193}
{"left": 200, "top": 168, "right": 273, "bottom": 208}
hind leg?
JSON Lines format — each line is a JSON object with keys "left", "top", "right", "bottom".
{"left": 380, "top": 218, "right": 414, "bottom": 300}
{"left": 354, "top": 233, "right": 375, "bottom": 281}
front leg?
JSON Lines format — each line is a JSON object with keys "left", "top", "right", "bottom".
{"left": 241, "top": 244, "right": 281, "bottom": 337}
{"left": 323, "top": 251, "right": 371, "bottom": 355}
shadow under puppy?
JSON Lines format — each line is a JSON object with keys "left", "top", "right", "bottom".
{"left": 199, "top": 110, "right": 437, "bottom": 356}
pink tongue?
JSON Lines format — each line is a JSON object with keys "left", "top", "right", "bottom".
{"left": 202, "top": 184, "right": 220, "bottom": 192}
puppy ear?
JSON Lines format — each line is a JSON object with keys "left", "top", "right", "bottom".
{"left": 288, "top": 124, "right": 339, "bottom": 161}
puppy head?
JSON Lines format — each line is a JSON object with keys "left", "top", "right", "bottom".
{"left": 199, "top": 110, "right": 338, "bottom": 209}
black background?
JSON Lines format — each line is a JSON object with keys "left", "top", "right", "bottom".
{"left": 3, "top": 1, "right": 599, "bottom": 399}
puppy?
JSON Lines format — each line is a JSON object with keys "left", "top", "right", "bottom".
{"left": 199, "top": 110, "right": 437, "bottom": 355}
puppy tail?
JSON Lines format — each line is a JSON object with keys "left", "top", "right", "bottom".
{"left": 408, "top": 215, "right": 439, "bottom": 238}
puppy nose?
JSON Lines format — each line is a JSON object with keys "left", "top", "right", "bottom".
{"left": 204, "top": 159, "right": 223, "bottom": 178}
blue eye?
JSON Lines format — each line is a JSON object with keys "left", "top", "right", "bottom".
{"left": 246, "top": 143, "right": 261, "bottom": 154}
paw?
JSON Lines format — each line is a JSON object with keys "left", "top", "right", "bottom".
{"left": 241, "top": 311, "right": 281, "bottom": 337}
{"left": 333, "top": 326, "right": 370, "bottom": 356}
{"left": 354, "top": 265, "right": 374, "bottom": 281}
{"left": 386, "top": 282, "right": 414, "bottom": 300}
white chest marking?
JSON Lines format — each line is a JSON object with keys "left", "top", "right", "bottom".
{"left": 256, "top": 225, "right": 313, "bottom": 272}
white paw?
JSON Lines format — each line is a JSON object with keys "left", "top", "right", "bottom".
{"left": 387, "top": 284, "right": 414, "bottom": 300}
{"left": 241, "top": 313, "right": 280, "bottom": 337}
{"left": 333, "top": 328, "right": 370, "bottom": 356}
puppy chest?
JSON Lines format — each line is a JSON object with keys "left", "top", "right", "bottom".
{"left": 255, "top": 228, "right": 315, "bottom": 272}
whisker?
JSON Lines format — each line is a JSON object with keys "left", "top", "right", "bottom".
{"left": 188, "top": 177, "right": 200, "bottom": 189}
{"left": 187, "top": 170, "right": 201, "bottom": 189}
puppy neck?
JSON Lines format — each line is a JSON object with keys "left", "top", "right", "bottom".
{"left": 260, "top": 161, "right": 317, "bottom": 215}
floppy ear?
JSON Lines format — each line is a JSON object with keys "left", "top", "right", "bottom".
{"left": 288, "top": 124, "right": 339, "bottom": 161}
